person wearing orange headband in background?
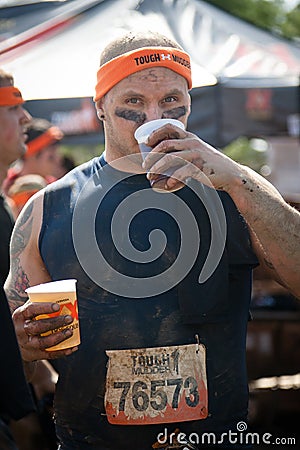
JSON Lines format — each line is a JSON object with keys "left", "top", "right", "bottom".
{"left": 0, "top": 68, "right": 36, "bottom": 450}
{"left": 3, "top": 117, "right": 64, "bottom": 217}
{"left": 0, "top": 70, "right": 31, "bottom": 286}
{"left": 4, "top": 31, "right": 300, "bottom": 450}
{"left": 23, "top": 118, "right": 63, "bottom": 182}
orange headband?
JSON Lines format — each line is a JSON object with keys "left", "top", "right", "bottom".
{"left": 25, "top": 126, "right": 63, "bottom": 158}
{"left": 0, "top": 86, "right": 24, "bottom": 106}
{"left": 94, "top": 47, "right": 192, "bottom": 102}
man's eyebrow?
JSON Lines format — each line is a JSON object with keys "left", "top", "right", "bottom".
{"left": 121, "top": 90, "right": 145, "bottom": 97}
{"left": 163, "top": 89, "right": 184, "bottom": 96}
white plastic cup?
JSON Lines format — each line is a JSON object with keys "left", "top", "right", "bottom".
{"left": 25, "top": 279, "right": 80, "bottom": 351}
{"left": 134, "top": 119, "right": 185, "bottom": 192}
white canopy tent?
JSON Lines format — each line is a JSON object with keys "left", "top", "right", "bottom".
{"left": 0, "top": 0, "right": 299, "bottom": 146}
{"left": 1, "top": 0, "right": 300, "bottom": 99}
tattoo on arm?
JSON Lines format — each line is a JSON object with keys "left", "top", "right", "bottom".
{"left": 7, "top": 202, "right": 34, "bottom": 310}
{"left": 12, "top": 202, "right": 33, "bottom": 257}
{"left": 6, "top": 265, "right": 30, "bottom": 312}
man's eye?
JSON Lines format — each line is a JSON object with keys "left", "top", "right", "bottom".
{"left": 164, "top": 96, "right": 177, "bottom": 103}
{"left": 127, "top": 98, "right": 140, "bottom": 104}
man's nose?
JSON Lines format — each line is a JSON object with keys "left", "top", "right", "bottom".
{"left": 145, "top": 105, "right": 163, "bottom": 122}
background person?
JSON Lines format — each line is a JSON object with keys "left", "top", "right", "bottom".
{"left": 0, "top": 68, "right": 31, "bottom": 287}
{"left": 3, "top": 117, "right": 64, "bottom": 199}
{"left": 4, "top": 31, "right": 300, "bottom": 450}
{"left": 0, "top": 67, "right": 36, "bottom": 450}
{"left": 0, "top": 70, "right": 58, "bottom": 450}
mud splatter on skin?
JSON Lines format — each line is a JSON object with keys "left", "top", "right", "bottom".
{"left": 115, "top": 106, "right": 187, "bottom": 124}
{"left": 162, "top": 106, "right": 187, "bottom": 120}
{"left": 115, "top": 108, "right": 146, "bottom": 125}
{"left": 242, "top": 178, "right": 257, "bottom": 192}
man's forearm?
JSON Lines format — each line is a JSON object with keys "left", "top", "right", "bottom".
{"left": 227, "top": 164, "right": 300, "bottom": 297}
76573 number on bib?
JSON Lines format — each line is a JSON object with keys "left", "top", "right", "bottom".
{"left": 104, "top": 344, "right": 208, "bottom": 425}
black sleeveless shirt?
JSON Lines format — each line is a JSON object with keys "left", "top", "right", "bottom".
{"left": 40, "top": 156, "right": 258, "bottom": 448}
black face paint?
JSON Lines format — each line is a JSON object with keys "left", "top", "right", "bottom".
{"left": 162, "top": 106, "right": 187, "bottom": 120}
{"left": 115, "top": 108, "right": 146, "bottom": 125}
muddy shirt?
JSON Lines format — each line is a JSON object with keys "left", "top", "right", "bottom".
{"left": 40, "top": 155, "right": 258, "bottom": 449}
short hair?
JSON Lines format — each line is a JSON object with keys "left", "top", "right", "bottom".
{"left": 100, "top": 31, "right": 183, "bottom": 66}
{"left": 0, "top": 68, "right": 14, "bottom": 88}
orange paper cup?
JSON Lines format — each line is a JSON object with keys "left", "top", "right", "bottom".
{"left": 25, "top": 279, "right": 80, "bottom": 351}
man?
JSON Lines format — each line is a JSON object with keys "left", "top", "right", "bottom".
{"left": 0, "top": 69, "right": 31, "bottom": 286}
{"left": 0, "top": 69, "right": 35, "bottom": 449}
{"left": 3, "top": 117, "right": 64, "bottom": 216}
{"left": 18, "top": 117, "right": 63, "bottom": 183}
{"left": 4, "top": 31, "right": 300, "bottom": 449}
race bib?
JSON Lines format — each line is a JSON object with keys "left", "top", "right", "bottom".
{"left": 104, "top": 343, "right": 208, "bottom": 425}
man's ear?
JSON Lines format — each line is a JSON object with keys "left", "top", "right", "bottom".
{"left": 96, "top": 99, "right": 105, "bottom": 121}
